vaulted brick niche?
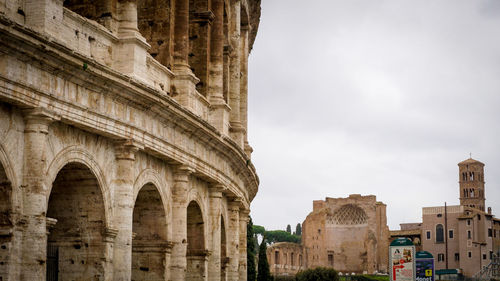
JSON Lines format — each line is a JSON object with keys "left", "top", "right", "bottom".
{"left": 46, "top": 162, "right": 106, "bottom": 281}
{"left": 0, "top": 162, "right": 11, "bottom": 280}
{"left": 137, "top": 0, "right": 173, "bottom": 69}
{"left": 186, "top": 200, "right": 206, "bottom": 280}
{"left": 132, "top": 183, "right": 168, "bottom": 281}
{"left": 189, "top": 0, "right": 211, "bottom": 97}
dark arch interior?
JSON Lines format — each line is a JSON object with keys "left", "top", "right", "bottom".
{"left": 0, "top": 161, "right": 12, "bottom": 280}
{"left": 132, "top": 183, "right": 168, "bottom": 281}
{"left": 46, "top": 162, "right": 106, "bottom": 281}
{"left": 186, "top": 200, "right": 205, "bottom": 281}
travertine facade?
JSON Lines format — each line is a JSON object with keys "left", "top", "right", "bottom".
{"left": 267, "top": 195, "right": 389, "bottom": 277}
{"left": 0, "top": 0, "right": 261, "bottom": 280}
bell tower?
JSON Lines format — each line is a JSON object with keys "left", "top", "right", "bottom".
{"left": 458, "top": 157, "right": 485, "bottom": 211}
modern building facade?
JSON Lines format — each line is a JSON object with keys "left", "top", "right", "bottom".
{"left": 267, "top": 194, "right": 389, "bottom": 277}
{"left": 0, "top": 0, "right": 261, "bottom": 280}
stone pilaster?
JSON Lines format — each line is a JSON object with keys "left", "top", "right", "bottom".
{"left": 228, "top": 0, "right": 244, "bottom": 147}
{"left": 208, "top": 184, "right": 225, "bottom": 281}
{"left": 112, "top": 139, "right": 141, "bottom": 281}
{"left": 227, "top": 198, "right": 241, "bottom": 280}
{"left": 239, "top": 208, "right": 249, "bottom": 281}
{"left": 170, "top": 165, "right": 195, "bottom": 280}
{"left": 115, "top": 0, "right": 150, "bottom": 80}
{"left": 208, "top": 0, "right": 230, "bottom": 136}
{"left": 240, "top": 25, "right": 251, "bottom": 157}
{"left": 20, "top": 108, "right": 59, "bottom": 281}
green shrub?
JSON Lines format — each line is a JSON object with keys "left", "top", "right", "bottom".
{"left": 274, "top": 275, "right": 296, "bottom": 281}
{"left": 296, "top": 267, "right": 339, "bottom": 281}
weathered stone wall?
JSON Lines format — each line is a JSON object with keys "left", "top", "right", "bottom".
{"left": 0, "top": 0, "right": 261, "bottom": 280}
{"left": 267, "top": 242, "right": 305, "bottom": 276}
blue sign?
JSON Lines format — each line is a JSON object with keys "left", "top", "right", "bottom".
{"left": 415, "top": 254, "right": 434, "bottom": 281}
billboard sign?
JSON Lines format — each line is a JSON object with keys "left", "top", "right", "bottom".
{"left": 416, "top": 251, "right": 434, "bottom": 281}
{"left": 389, "top": 238, "right": 416, "bottom": 281}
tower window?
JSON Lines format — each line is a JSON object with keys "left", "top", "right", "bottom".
{"left": 468, "top": 251, "right": 472, "bottom": 258}
{"left": 449, "top": 230, "right": 454, "bottom": 239}
{"left": 438, "top": 253, "right": 445, "bottom": 262}
{"left": 455, "top": 253, "right": 460, "bottom": 261}
{"left": 467, "top": 230, "right": 472, "bottom": 239}
{"left": 426, "top": 231, "right": 431, "bottom": 240}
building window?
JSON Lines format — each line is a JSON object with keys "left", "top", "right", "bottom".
{"left": 437, "top": 214, "right": 442, "bottom": 218}
{"left": 488, "top": 228, "right": 492, "bottom": 237}
{"left": 438, "top": 253, "right": 445, "bottom": 262}
{"left": 291, "top": 253, "right": 294, "bottom": 266}
{"left": 455, "top": 253, "right": 459, "bottom": 261}
{"left": 483, "top": 254, "right": 487, "bottom": 260}
{"left": 467, "top": 230, "right": 472, "bottom": 239}
{"left": 436, "top": 224, "right": 444, "bottom": 243}
{"left": 299, "top": 254, "right": 303, "bottom": 266}
{"left": 275, "top": 251, "right": 280, "bottom": 264}
{"left": 426, "top": 231, "right": 431, "bottom": 240}
{"left": 449, "top": 229, "right": 454, "bottom": 239}
{"left": 328, "top": 254, "right": 334, "bottom": 267}
{"left": 478, "top": 214, "right": 481, "bottom": 220}
{"left": 284, "top": 253, "right": 287, "bottom": 265}
{"left": 490, "top": 251, "right": 494, "bottom": 260}
{"left": 467, "top": 219, "right": 471, "bottom": 226}
{"left": 468, "top": 251, "right": 472, "bottom": 258}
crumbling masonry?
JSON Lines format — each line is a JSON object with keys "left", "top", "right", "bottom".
{"left": 0, "top": 0, "right": 261, "bottom": 280}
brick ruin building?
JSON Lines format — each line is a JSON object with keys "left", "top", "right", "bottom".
{"left": 267, "top": 194, "right": 390, "bottom": 277}
{"left": 0, "top": 0, "right": 261, "bottom": 280}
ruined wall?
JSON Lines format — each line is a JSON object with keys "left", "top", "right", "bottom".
{"left": 302, "top": 195, "right": 389, "bottom": 274}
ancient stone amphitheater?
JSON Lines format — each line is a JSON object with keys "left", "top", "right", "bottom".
{"left": 0, "top": 0, "right": 260, "bottom": 280}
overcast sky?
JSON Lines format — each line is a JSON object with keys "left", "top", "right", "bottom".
{"left": 247, "top": 0, "right": 500, "bottom": 231}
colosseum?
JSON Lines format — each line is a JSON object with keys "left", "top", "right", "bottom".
{"left": 0, "top": 0, "right": 260, "bottom": 280}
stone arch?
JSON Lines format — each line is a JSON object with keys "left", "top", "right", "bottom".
{"left": 46, "top": 161, "right": 107, "bottom": 280}
{"left": 186, "top": 199, "right": 207, "bottom": 280}
{"left": 132, "top": 178, "right": 170, "bottom": 281}
{"left": 45, "top": 146, "right": 112, "bottom": 228}
{"left": 0, "top": 143, "right": 15, "bottom": 280}
{"left": 133, "top": 168, "right": 172, "bottom": 231}
{"left": 330, "top": 204, "right": 368, "bottom": 225}
{"left": 137, "top": 0, "right": 173, "bottom": 68}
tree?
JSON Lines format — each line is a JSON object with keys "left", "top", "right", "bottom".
{"left": 247, "top": 217, "right": 257, "bottom": 281}
{"left": 257, "top": 238, "right": 272, "bottom": 281}
{"left": 286, "top": 224, "right": 291, "bottom": 233}
{"left": 265, "top": 230, "right": 301, "bottom": 244}
{"left": 295, "top": 223, "right": 302, "bottom": 236}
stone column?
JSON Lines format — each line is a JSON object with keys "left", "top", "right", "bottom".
{"left": 112, "top": 140, "right": 141, "bottom": 281}
{"left": 228, "top": 0, "right": 244, "bottom": 147}
{"left": 227, "top": 198, "right": 241, "bottom": 280}
{"left": 208, "top": 184, "right": 225, "bottom": 281}
{"left": 239, "top": 209, "right": 249, "bottom": 281}
{"left": 20, "top": 108, "right": 59, "bottom": 281}
{"left": 208, "top": 0, "right": 230, "bottom": 136}
{"left": 170, "top": 165, "right": 194, "bottom": 280}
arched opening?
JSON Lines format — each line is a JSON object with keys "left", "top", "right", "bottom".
{"left": 132, "top": 183, "right": 169, "bottom": 281}
{"left": 46, "top": 162, "right": 106, "bottom": 280}
{"left": 220, "top": 216, "right": 227, "bottom": 280}
{"left": 0, "top": 161, "right": 12, "bottom": 279}
{"left": 436, "top": 224, "right": 444, "bottom": 243}
{"left": 186, "top": 200, "right": 206, "bottom": 280}
{"left": 188, "top": 0, "right": 211, "bottom": 97}
{"left": 137, "top": 0, "right": 173, "bottom": 69}
{"left": 63, "top": 0, "right": 111, "bottom": 25}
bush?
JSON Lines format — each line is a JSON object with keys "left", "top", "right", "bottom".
{"left": 296, "top": 267, "right": 339, "bottom": 281}
{"left": 274, "top": 275, "right": 296, "bottom": 281}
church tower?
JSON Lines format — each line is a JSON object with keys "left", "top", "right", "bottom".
{"left": 458, "top": 158, "right": 485, "bottom": 211}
